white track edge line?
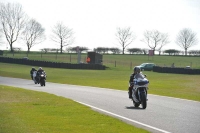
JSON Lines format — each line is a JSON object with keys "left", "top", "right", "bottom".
{"left": 75, "top": 100, "right": 171, "bottom": 133}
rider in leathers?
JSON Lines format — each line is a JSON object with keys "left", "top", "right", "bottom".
{"left": 36, "top": 67, "right": 46, "bottom": 83}
{"left": 30, "top": 67, "right": 37, "bottom": 80}
{"left": 128, "top": 67, "right": 138, "bottom": 98}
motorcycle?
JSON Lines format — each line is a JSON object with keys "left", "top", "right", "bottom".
{"left": 38, "top": 71, "right": 46, "bottom": 86}
{"left": 130, "top": 73, "right": 149, "bottom": 109}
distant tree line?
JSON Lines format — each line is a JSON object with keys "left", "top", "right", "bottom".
{"left": 43, "top": 47, "right": 200, "bottom": 56}
{"left": 0, "top": 2, "right": 199, "bottom": 56}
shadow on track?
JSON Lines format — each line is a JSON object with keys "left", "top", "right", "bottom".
{"left": 125, "top": 106, "right": 144, "bottom": 110}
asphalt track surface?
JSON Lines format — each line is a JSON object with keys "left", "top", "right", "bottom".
{"left": 0, "top": 76, "right": 200, "bottom": 133}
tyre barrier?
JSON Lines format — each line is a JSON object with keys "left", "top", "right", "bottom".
{"left": 153, "top": 66, "right": 200, "bottom": 75}
{"left": 0, "top": 57, "right": 106, "bottom": 70}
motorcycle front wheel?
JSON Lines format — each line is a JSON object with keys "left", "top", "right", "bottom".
{"left": 40, "top": 79, "right": 44, "bottom": 86}
{"left": 140, "top": 93, "right": 147, "bottom": 109}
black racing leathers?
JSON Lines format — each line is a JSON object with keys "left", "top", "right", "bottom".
{"left": 36, "top": 70, "right": 46, "bottom": 83}
{"left": 128, "top": 73, "right": 136, "bottom": 98}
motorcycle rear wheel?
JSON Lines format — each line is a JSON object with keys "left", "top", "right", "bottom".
{"left": 132, "top": 99, "right": 140, "bottom": 107}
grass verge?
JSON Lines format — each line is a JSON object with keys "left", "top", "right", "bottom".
{"left": 0, "top": 85, "right": 149, "bottom": 133}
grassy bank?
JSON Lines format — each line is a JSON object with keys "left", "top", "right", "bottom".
{"left": 0, "top": 85, "right": 149, "bottom": 133}
{"left": 0, "top": 63, "right": 200, "bottom": 101}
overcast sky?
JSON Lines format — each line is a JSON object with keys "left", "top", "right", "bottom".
{"left": 1, "top": 0, "right": 200, "bottom": 51}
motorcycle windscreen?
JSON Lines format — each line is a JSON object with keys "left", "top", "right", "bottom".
{"left": 134, "top": 73, "right": 145, "bottom": 79}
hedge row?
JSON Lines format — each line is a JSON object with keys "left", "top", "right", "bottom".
{"left": 153, "top": 66, "right": 200, "bottom": 75}
{"left": 0, "top": 57, "right": 106, "bottom": 70}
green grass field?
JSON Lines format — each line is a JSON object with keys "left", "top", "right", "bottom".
{"left": 0, "top": 85, "right": 149, "bottom": 133}
{"left": 3, "top": 52, "right": 200, "bottom": 69}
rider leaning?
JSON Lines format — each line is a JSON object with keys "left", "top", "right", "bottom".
{"left": 128, "top": 67, "right": 141, "bottom": 99}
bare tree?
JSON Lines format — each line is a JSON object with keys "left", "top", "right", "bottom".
{"left": 0, "top": 3, "right": 26, "bottom": 52}
{"left": 51, "top": 22, "right": 74, "bottom": 54}
{"left": 142, "top": 30, "right": 169, "bottom": 55}
{"left": 157, "top": 33, "right": 170, "bottom": 55}
{"left": 176, "top": 28, "right": 198, "bottom": 55}
{"left": 69, "top": 46, "right": 89, "bottom": 53}
{"left": 40, "top": 48, "right": 51, "bottom": 54}
{"left": 141, "top": 48, "right": 148, "bottom": 55}
{"left": 68, "top": 47, "right": 77, "bottom": 53}
{"left": 188, "top": 50, "right": 200, "bottom": 56}
{"left": 163, "top": 49, "right": 181, "bottom": 55}
{"left": 109, "top": 47, "right": 121, "bottom": 54}
{"left": 127, "top": 48, "right": 142, "bottom": 54}
{"left": 78, "top": 46, "right": 89, "bottom": 53}
{"left": 94, "top": 47, "right": 110, "bottom": 54}
{"left": 115, "top": 27, "right": 136, "bottom": 54}
{"left": 22, "top": 19, "right": 45, "bottom": 53}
